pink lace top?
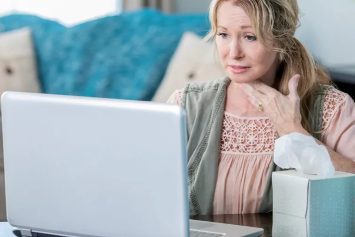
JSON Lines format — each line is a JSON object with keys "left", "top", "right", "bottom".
{"left": 167, "top": 88, "right": 355, "bottom": 214}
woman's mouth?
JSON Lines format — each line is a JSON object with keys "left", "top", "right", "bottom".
{"left": 228, "top": 65, "right": 250, "bottom": 74}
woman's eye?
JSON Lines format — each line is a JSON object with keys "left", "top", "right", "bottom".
{"left": 217, "top": 33, "right": 228, "bottom": 38}
{"left": 245, "top": 35, "right": 257, "bottom": 41}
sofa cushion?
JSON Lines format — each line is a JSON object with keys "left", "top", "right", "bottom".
{"left": 0, "top": 27, "right": 41, "bottom": 104}
{"left": 152, "top": 32, "right": 225, "bottom": 103}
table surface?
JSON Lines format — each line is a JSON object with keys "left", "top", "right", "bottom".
{"left": 0, "top": 214, "right": 272, "bottom": 237}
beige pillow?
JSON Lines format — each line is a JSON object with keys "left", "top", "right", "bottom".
{"left": 0, "top": 27, "right": 41, "bottom": 102}
{"left": 152, "top": 32, "right": 225, "bottom": 103}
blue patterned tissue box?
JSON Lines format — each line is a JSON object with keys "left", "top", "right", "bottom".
{"left": 272, "top": 170, "right": 355, "bottom": 237}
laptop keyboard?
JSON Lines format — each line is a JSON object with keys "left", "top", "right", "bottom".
{"left": 190, "top": 229, "right": 225, "bottom": 237}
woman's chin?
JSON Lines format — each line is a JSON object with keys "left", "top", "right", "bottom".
{"left": 228, "top": 74, "right": 257, "bottom": 84}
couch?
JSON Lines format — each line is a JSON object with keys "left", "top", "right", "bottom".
{"left": 0, "top": 9, "right": 213, "bottom": 99}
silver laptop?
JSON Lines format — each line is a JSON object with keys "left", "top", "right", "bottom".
{"left": 1, "top": 91, "right": 263, "bottom": 237}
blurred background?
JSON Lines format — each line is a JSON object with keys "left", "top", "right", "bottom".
{"left": 0, "top": 0, "right": 354, "bottom": 222}
{"left": 0, "top": 0, "right": 211, "bottom": 25}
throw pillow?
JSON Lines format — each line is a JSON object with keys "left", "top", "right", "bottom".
{"left": 152, "top": 32, "right": 225, "bottom": 103}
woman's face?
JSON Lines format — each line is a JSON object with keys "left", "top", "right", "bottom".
{"left": 216, "top": 1, "right": 279, "bottom": 85}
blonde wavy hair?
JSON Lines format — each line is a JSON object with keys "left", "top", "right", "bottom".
{"left": 206, "top": 0, "right": 332, "bottom": 133}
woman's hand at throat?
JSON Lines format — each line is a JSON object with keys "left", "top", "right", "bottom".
{"left": 240, "top": 74, "right": 309, "bottom": 137}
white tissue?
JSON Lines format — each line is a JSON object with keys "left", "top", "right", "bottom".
{"left": 274, "top": 132, "right": 335, "bottom": 178}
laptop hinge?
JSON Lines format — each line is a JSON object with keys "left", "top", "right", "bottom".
{"left": 20, "top": 229, "right": 34, "bottom": 237}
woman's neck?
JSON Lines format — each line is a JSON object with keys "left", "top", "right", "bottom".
{"left": 225, "top": 80, "right": 273, "bottom": 117}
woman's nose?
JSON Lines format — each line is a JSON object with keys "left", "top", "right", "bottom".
{"left": 229, "top": 40, "right": 244, "bottom": 60}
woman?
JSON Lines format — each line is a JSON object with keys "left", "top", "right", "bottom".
{"left": 168, "top": 0, "right": 355, "bottom": 215}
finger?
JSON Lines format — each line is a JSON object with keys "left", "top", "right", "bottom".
{"left": 288, "top": 74, "right": 300, "bottom": 98}
{"left": 246, "top": 95, "right": 263, "bottom": 111}
{"left": 240, "top": 83, "right": 268, "bottom": 102}
{"left": 240, "top": 84, "right": 266, "bottom": 111}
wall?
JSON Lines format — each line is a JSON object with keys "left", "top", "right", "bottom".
{"left": 295, "top": 0, "right": 355, "bottom": 68}
{"left": 174, "top": 0, "right": 210, "bottom": 13}
{"left": 0, "top": 0, "right": 119, "bottom": 26}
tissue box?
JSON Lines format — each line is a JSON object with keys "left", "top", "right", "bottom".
{"left": 272, "top": 170, "right": 355, "bottom": 237}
